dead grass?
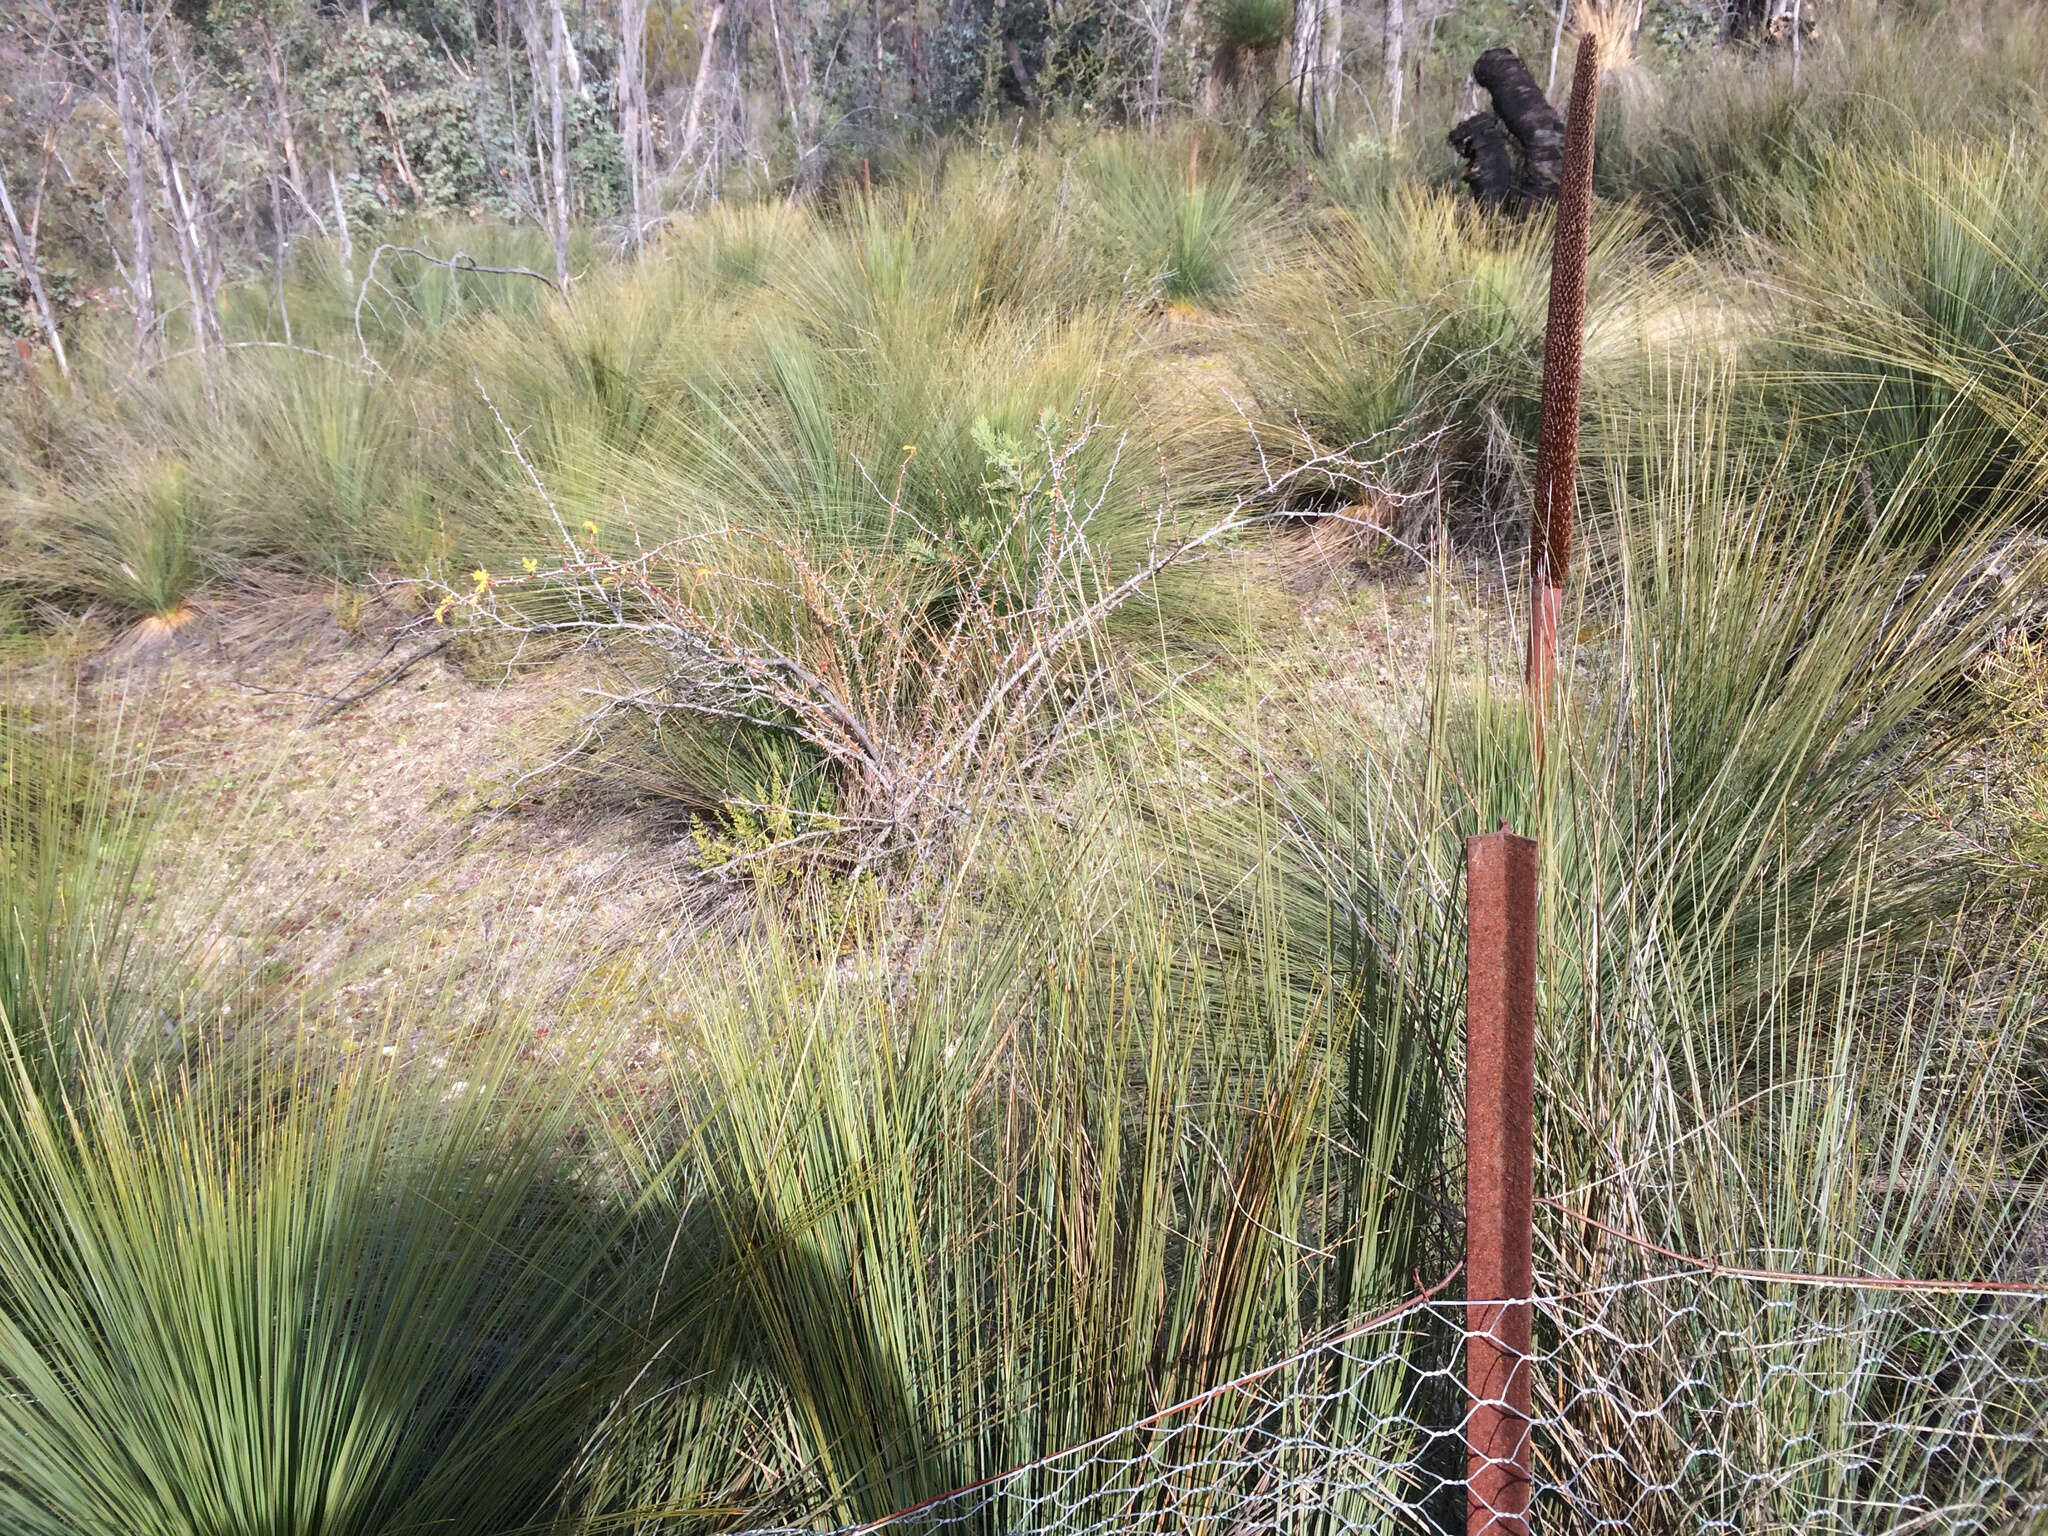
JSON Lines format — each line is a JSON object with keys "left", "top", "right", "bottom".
{"left": 0, "top": 586, "right": 703, "bottom": 1071}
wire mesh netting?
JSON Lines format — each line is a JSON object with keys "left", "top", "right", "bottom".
{"left": 737, "top": 1256, "right": 2048, "bottom": 1535}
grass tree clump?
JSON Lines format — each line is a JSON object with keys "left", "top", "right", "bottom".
{"left": 580, "top": 809, "right": 1446, "bottom": 1529}
{"left": 0, "top": 1033, "right": 642, "bottom": 1536}
{"left": 67, "top": 458, "right": 203, "bottom": 626}
{"left": 1767, "top": 133, "right": 2048, "bottom": 533}
{"left": 0, "top": 716, "right": 661, "bottom": 1536}
{"left": 1197, "top": 382, "right": 2048, "bottom": 1517}
{"left": 1080, "top": 133, "right": 1263, "bottom": 308}
{"left": 1243, "top": 184, "right": 1683, "bottom": 532}
{"left": 0, "top": 710, "right": 157, "bottom": 1096}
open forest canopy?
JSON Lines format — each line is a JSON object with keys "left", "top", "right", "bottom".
{"left": 4, "top": 0, "right": 2048, "bottom": 1528}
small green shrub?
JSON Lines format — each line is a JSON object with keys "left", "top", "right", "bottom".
{"left": 1204, "top": 0, "right": 1293, "bottom": 53}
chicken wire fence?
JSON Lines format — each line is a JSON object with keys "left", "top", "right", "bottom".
{"left": 737, "top": 1250, "right": 2048, "bottom": 1536}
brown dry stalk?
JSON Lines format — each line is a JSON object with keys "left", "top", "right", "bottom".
{"left": 1526, "top": 32, "right": 1601, "bottom": 701}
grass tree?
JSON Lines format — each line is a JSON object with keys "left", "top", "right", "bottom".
{"left": 1526, "top": 34, "right": 1601, "bottom": 705}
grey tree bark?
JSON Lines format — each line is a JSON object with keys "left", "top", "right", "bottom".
{"left": 547, "top": 0, "right": 574, "bottom": 282}
{"left": 328, "top": 165, "right": 354, "bottom": 288}
{"left": 0, "top": 164, "right": 70, "bottom": 378}
{"left": 258, "top": 18, "right": 326, "bottom": 234}
{"left": 619, "top": 0, "right": 649, "bottom": 245}
{"left": 1291, "top": 0, "right": 1339, "bottom": 153}
{"left": 1383, "top": 0, "right": 1405, "bottom": 139}
{"left": 106, "top": 0, "right": 158, "bottom": 366}
{"left": 678, "top": 3, "right": 726, "bottom": 165}
{"left": 521, "top": 0, "right": 574, "bottom": 287}
{"left": 140, "top": 39, "right": 223, "bottom": 366}
{"left": 763, "top": 0, "right": 807, "bottom": 177}
{"left": 148, "top": 120, "right": 221, "bottom": 402}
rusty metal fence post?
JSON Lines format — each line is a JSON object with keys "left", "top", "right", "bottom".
{"left": 1465, "top": 829, "right": 1538, "bottom": 1536}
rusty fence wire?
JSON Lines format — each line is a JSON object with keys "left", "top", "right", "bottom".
{"left": 733, "top": 1250, "right": 2048, "bottom": 1536}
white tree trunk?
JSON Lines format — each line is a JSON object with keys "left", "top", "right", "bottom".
{"left": 329, "top": 165, "right": 354, "bottom": 288}
{"left": 547, "top": 0, "right": 572, "bottom": 285}
{"left": 1384, "top": 0, "right": 1400, "bottom": 138}
{"left": 763, "top": 0, "right": 808, "bottom": 178}
{"left": 1292, "top": 0, "right": 1340, "bottom": 152}
{"left": 522, "top": 0, "right": 574, "bottom": 287}
{"left": 678, "top": 3, "right": 725, "bottom": 165}
{"left": 106, "top": 0, "right": 157, "bottom": 366}
{"left": 1383, "top": 0, "right": 1404, "bottom": 140}
{"left": 0, "top": 165, "right": 69, "bottom": 378}
{"left": 619, "top": 0, "right": 648, "bottom": 245}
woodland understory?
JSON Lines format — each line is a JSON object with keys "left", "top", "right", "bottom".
{"left": 3, "top": 0, "right": 2048, "bottom": 1530}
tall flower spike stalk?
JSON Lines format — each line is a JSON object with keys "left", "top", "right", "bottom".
{"left": 1526, "top": 33, "right": 1600, "bottom": 713}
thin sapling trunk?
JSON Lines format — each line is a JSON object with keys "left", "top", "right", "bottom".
{"left": 0, "top": 165, "right": 70, "bottom": 379}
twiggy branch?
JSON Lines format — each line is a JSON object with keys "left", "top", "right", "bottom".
{"left": 354, "top": 244, "right": 557, "bottom": 369}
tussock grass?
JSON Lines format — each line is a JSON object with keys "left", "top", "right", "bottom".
{"left": 1598, "top": 0, "right": 2048, "bottom": 241}
{"left": 1078, "top": 131, "right": 1264, "bottom": 308}
{"left": 1243, "top": 186, "right": 1692, "bottom": 526}
{"left": 581, "top": 804, "right": 1440, "bottom": 1528}
{"left": 1764, "top": 134, "right": 2048, "bottom": 532}
{"left": 5, "top": 19, "right": 2048, "bottom": 1525}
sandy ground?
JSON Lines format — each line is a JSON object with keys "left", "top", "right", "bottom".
{"left": 7, "top": 587, "right": 707, "bottom": 1074}
{"left": 5, "top": 533, "right": 1484, "bottom": 1001}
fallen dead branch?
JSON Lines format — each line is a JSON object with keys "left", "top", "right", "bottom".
{"left": 421, "top": 402, "right": 1419, "bottom": 880}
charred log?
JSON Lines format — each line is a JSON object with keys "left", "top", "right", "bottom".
{"left": 1471, "top": 46, "right": 1567, "bottom": 204}
{"left": 1448, "top": 112, "right": 1516, "bottom": 208}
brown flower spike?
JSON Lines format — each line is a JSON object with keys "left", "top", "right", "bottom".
{"left": 1526, "top": 33, "right": 1601, "bottom": 705}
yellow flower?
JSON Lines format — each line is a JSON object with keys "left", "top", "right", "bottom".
{"left": 471, "top": 567, "right": 491, "bottom": 591}
{"left": 583, "top": 520, "right": 599, "bottom": 539}
{"left": 522, "top": 557, "right": 539, "bottom": 574}
{"left": 901, "top": 444, "right": 917, "bottom": 454}
{"left": 432, "top": 595, "right": 456, "bottom": 625}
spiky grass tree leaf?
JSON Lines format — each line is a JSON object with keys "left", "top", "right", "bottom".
{"left": 0, "top": 1028, "right": 642, "bottom": 1536}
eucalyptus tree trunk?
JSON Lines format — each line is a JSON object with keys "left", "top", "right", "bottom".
{"left": 1291, "top": 0, "right": 1338, "bottom": 153}
{"left": 0, "top": 166, "right": 69, "bottom": 379}
{"left": 618, "top": 0, "right": 649, "bottom": 245}
{"left": 522, "top": 0, "right": 574, "bottom": 287}
{"left": 678, "top": 3, "right": 725, "bottom": 165}
{"left": 106, "top": 0, "right": 158, "bottom": 366}
{"left": 1383, "top": 0, "right": 1404, "bottom": 139}
{"left": 548, "top": 0, "right": 573, "bottom": 282}
{"left": 1315, "top": 0, "right": 1340, "bottom": 144}
{"left": 763, "top": 0, "right": 809, "bottom": 180}
{"left": 140, "top": 41, "right": 224, "bottom": 367}
{"left": 258, "top": 19, "right": 324, "bottom": 231}
{"left": 148, "top": 124, "right": 221, "bottom": 402}
{"left": 329, "top": 165, "right": 354, "bottom": 288}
